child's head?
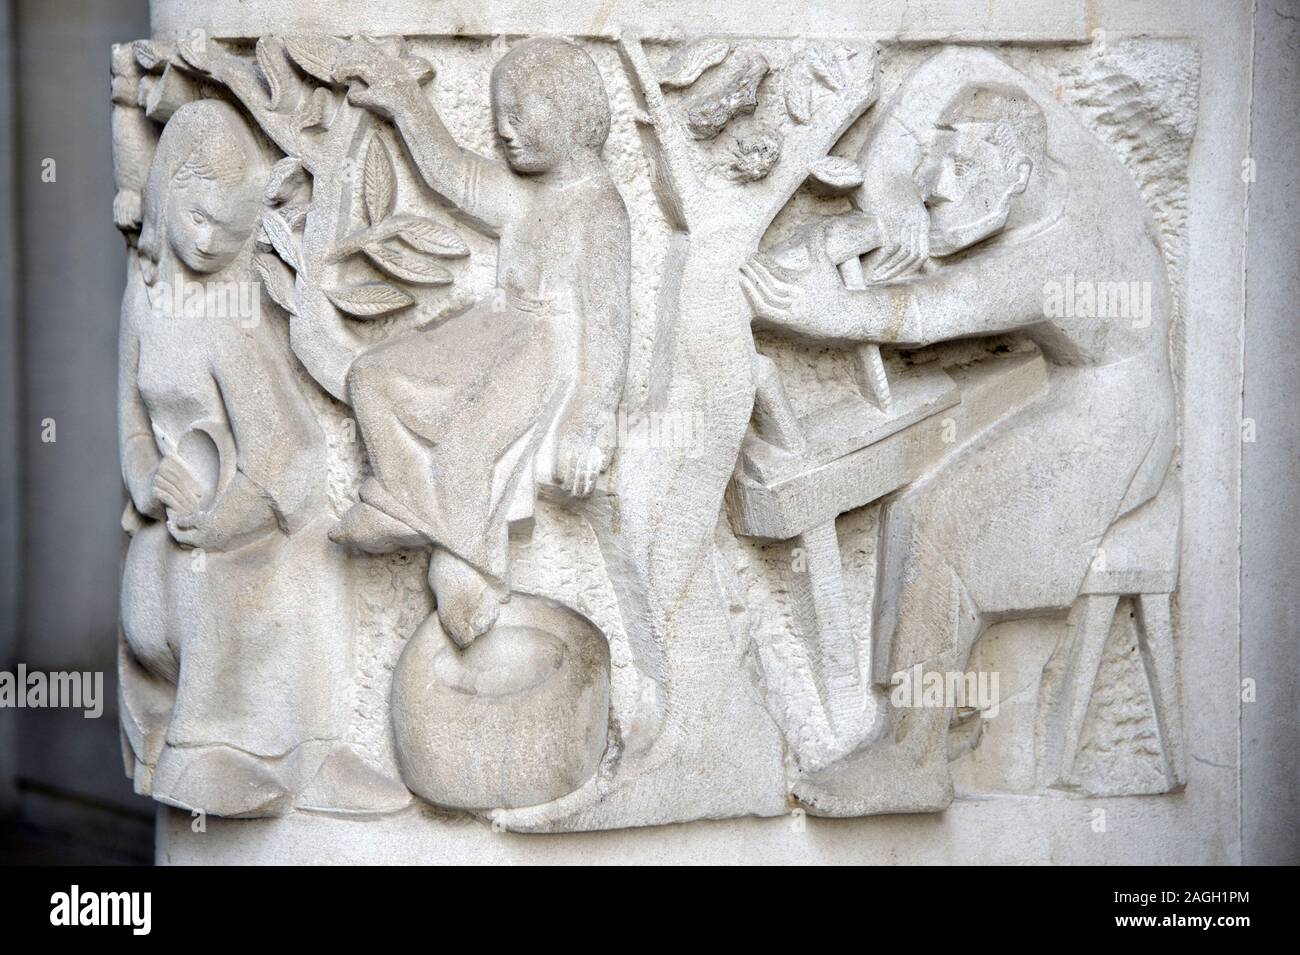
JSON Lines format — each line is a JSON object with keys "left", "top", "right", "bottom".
{"left": 490, "top": 38, "right": 610, "bottom": 173}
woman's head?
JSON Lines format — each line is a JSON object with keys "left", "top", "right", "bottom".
{"left": 489, "top": 38, "right": 610, "bottom": 173}
{"left": 139, "top": 99, "right": 267, "bottom": 278}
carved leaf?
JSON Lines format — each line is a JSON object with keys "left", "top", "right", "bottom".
{"left": 658, "top": 38, "right": 731, "bottom": 89}
{"left": 259, "top": 210, "right": 300, "bottom": 270}
{"left": 363, "top": 240, "right": 454, "bottom": 286}
{"left": 131, "top": 39, "right": 172, "bottom": 74}
{"left": 283, "top": 35, "right": 345, "bottom": 84}
{"left": 255, "top": 37, "right": 289, "bottom": 111}
{"left": 325, "top": 283, "right": 415, "bottom": 318}
{"left": 297, "top": 87, "right": 334, "bottom": 130}
{"left": 143, "top": 63, "right": 200, "bottom": 122}
{"left": 175, "top": 35, "right": 226, "bottom": 78}
{"left": 806, "top": 44, "right": 845, "bottom": 90}
{"left": 393, "top": 216, "right": 470, "bottom": 258}
{"left": 807, "top": 156, "right": 865, "bottom": 193}
{"left": 785, "top": 61, "right": 813, "bottom": 124}
{"left": 264, "top": 157, "right": 308, "bottom": 205}
{"left": 363, "top": 136, "right": 396, "bottom": 225}
{"left": 254, "top": 251, "right": 298, "bottom": 315}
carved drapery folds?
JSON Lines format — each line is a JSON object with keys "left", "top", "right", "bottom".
{"left": 112, "top": 29, "right": 1197, "bottom": 830}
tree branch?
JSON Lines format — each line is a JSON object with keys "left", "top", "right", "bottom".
{"left": 617, "top": 35, "right": 702, "bottom": 232}
{"left": 176, "top": 38, "right": 317, "bottom": 172}
{"left": 760, "top": 44, "right": 880, "bottom": 220}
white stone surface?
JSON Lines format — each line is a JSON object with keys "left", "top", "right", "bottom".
{"left": 115, "top": 0, "right": 1279, "bottom": 863}
{"left": 158, "top": 794, "right": 1231, "bottom": 865}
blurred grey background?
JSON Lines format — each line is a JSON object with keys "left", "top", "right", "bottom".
{"left": 0, "top": 0, "right": 152, "bottom": 863}
{"left": 0, "top": 0, "right": 1294, "bottom": 865}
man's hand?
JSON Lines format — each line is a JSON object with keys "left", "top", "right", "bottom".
{"left": 553, "top": 406, "right": 615, "bottom": 499}
{"left": 741, "top": 226, "right": 894, "bottom": 343}
{"left": 740, "top": 254, "right": 806, "bottom": 326}
{"left": 741, "top": 229, "right": 855, "bottom": 336}
{"left": 866, "top": 174, "right": 929, "bottom": 282}
{"left": 334, "top": 39, "right": 418, "bottom": 121}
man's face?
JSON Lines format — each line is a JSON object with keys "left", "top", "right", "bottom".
{"left": 492, "top": 73, "right": 566, "bottom": 174}
{"left": 920, "top": 122, "right": 1025, "bottom": 242}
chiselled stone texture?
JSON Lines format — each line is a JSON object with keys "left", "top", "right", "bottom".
{"left": 114, "top": 19, "right": 1198, "bottom": 833}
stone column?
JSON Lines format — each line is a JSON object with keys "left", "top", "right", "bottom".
{"left": 118, "top": 0, "right": 1271, "bottom": 864}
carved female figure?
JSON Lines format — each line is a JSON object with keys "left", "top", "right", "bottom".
{"left": 117, "top": 99, "right": 361, "bottom": 817}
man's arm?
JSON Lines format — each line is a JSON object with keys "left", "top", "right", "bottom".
{"left": 742, "top": 224, "right": 1060, "bottom": 347}
{"left": 874, "top": 235, "right": 1060, "bottom": 347}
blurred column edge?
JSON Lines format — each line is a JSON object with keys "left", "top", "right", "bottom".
{"left": 1, "top": 0, "right": 23, "bottom": 817}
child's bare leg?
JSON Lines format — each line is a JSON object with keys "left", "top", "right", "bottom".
{"left": 429, "top": 547, "right": 509, "bottom": 647}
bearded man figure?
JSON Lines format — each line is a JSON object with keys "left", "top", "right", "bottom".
{"left": 742, "top": 47, "right": 1177, "bottom": 810}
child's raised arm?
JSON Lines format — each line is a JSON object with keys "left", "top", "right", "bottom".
{"left": 334, "top": 39, "right": 519, "bottom": 235}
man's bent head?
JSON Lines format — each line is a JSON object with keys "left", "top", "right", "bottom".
{"left": 921, "top": 83, "right": 1047, "bottom": 255}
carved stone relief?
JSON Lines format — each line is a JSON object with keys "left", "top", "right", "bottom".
{"left": 113, "top": 28, "right": 1197, "bottom": 830}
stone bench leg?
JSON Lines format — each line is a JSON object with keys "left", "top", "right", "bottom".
{"left": 1039, "top": 590, "right": 1183, "bottom": 792}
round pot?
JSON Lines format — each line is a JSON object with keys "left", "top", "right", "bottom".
{"left": 391, "top": 593, "right": 610, "bottom": 810}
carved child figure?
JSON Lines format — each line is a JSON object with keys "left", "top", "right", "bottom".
{"left": 329, "top": 38, "right": 630, "bottom": 648}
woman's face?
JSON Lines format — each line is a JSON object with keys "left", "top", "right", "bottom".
{"left": 492, "top": 73, "right": 567, "bottom": 174}
{"left": 166, "top": 176, "right": 258, "bottom": 274}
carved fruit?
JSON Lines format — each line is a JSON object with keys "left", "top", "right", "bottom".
{"left": 728, "top": 126, "right": 783, "bottom": 182}
{"left": 686, "top": 48, "right": 770, "bottom": 139}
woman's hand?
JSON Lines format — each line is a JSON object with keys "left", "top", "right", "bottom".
{"left": 151, "top": 454, "right": 207, "bottom": 519}
{"left": 166, "top": 472, "right": 279, "bottom": 551}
